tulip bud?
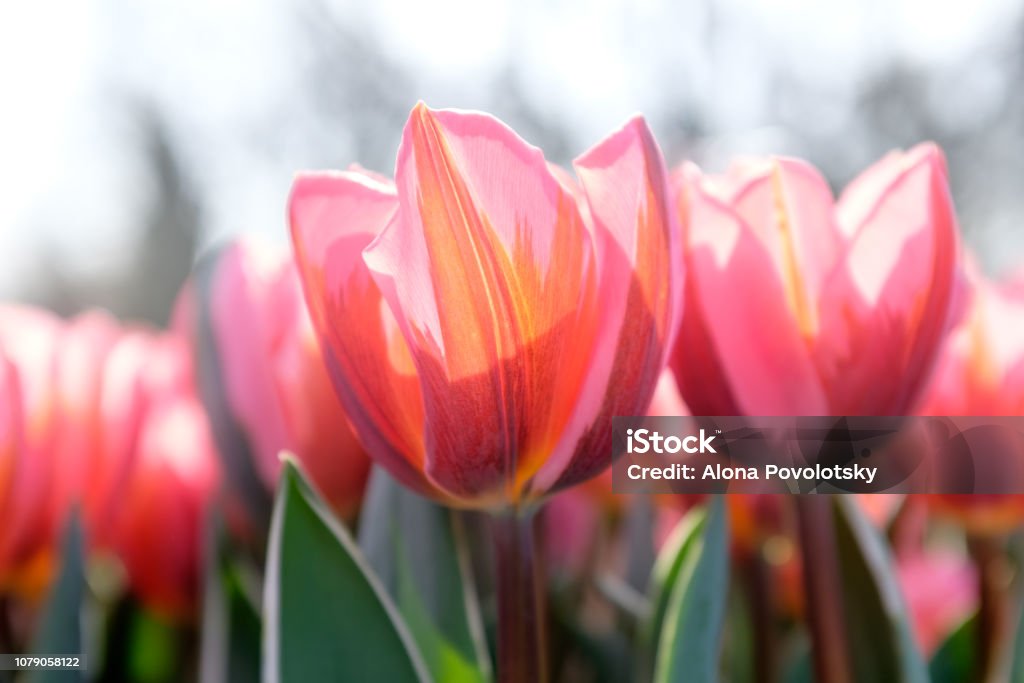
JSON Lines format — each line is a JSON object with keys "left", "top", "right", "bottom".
{"left": 182, "top": 238, "right": 372, "bottom": 522}
{"left": 110, "top": 332, "right": 219, "bottom": 617}
{"left": 0, "top": 306, "right": 63, "bottom": 599}
{"left": 897, "top": 551, "right": 977, "bottom": 655}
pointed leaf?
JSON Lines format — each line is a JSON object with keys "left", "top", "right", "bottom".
{"left": 29, "top": 515, "right": 85, "bottom": 683}
{"left": 928, "top": 614, "right": 976, "bottom": 683}
{"left": 782, "top": 641, "right": 813, "bottom": 683}
{"left": 359, "top": 467, "right": 490, "bottom": 683}
{"left": 833, "top": 497, "right": 929, "bottom": 683}
{"left": 200, "top": 511, "right": 261, "bottom": 683}
{"left": 645, "top": 504, "right": 707, "bottom": 646}
{"left": 264, "top": 458, "right": 430, "bottom": 683}
{"left": 653, "top": 497, "right": 729, "bottom": 683}
{"left": 1009, "top": 592, "right": 1024, "bottom": 682}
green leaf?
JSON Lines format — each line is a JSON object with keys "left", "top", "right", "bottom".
{"left": 721, "top": 572, "right": 756, "bottom": 683}
{"left": 200, "top": 511, "right": 262, "bottom": 683}
{"left": 645, "top": 504, "right": 707, "bottom": 645}
{"left": 929, "top": 613, "right": 976, "bottom": 683}
{"left": 1010, "top": 591, "right": 1024, "bottom": 682}
{"left": 264, "top": 458, "right": 431, "bottom": 683}
{"left": 833, "top": 497, "right": 929, "bottom": 683}
{"left": 782, "top": 642, "right": 813, "bottom": 683}
{"left": 359, "top": 468, "right": 491, "bottom": 683}
{"left": 126, "top": 609, "right": 179, "bottom": 683}
{"left": 653, "top": 497, "right": 730, "bottom": 683}
{"left": 29, "top": 515, "right": 85, "bottom": 683}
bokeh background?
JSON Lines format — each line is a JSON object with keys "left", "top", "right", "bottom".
{"left": 2, "top": 0, "right": 1023, "bottom": 323}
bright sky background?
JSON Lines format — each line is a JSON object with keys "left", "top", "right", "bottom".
{"left": 1, "top": 0, "right": 1022, "bottom": 298}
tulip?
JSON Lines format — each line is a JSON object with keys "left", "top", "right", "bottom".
{"left": 290, "top": 104, "right": 681, "bottom": 508}
{"left": 290, "top": 103, "right": 682, "bottom": 681}
{"left": 920, "top": 270, "right": 1024, "bottom": 534}
{"left": 897, "top": 551, "right": 977, "bottom": 655}
{"left": 540, "top": 487, "right": 604, "bottom": 582}
{"left": 80, "top": 328, "right": 150, "bottom": 550}
{"left": 195, "top": 238, "right": 371, "bottom": 519}
{"left": 922, "top": 269, "right": 1024, "bottom": 418}
{"left": 0, "top": 306, "right": 64, "bottom": 598}
{"left": 913, "top": 268, "right": 1024, "bottom": 676}
{"left": 671, "top": 144, "right": 962, "bottom": 416}
{"left": 111, "top": 331, "right": 219, "bottom": 617}
{"left": 50, "top": 311, "right": 121, "bottom": 531}
{"left": 669, "top": 146, "right": 963, "bottom": 683}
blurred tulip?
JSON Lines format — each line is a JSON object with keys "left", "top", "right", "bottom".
{"left": 112, "top": 331, "right": 219, "bottom": 617}
{"left": 195, "top": 238, "right": 370, "bottom": 519}
{"left": 921, "top": 269, "right": 1024, "bottom": 416}
{"left": 921, "top": 270, "right": 1024, "bottom": 534}
{"left": 897, "top": 551, "right": 977, "bottom": 655}
{"left": 290, "top": 103, "right": 682, "bottom": 509}
{"left": 540, "top": 487, "right": 604, "bottom": 580}
{"left": 671, "top": 144, "right": 962, "bottom": 416}
{"left": 50, "top": 312, "right": 121, "bottom": 531}
{"left": 0, "top": 305, "right": 217, "bottom": 616}
{"left": 0, "top": 306, "right": 63, "bottom": 598}
{"left": 85, "top": 328, "right": 163, "bottom": 549}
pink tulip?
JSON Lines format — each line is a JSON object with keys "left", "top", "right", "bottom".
{"left": 50, "top": 312, "right": 121, "bottom": 530}
{"left": 0, "top": 306, "right": 218, "bottom": 615}
{"left": 290, "top": 103, "right": 682, "bottom": 508}
{"left": 85, "top": 327, "right": 165, "bottom": 549}
{"left": 897, "top": 551, "right": 977, "bottom": 655}
{"left": 920, "top": 269, "right": 1024, "bottom": 534}
{"left": 921, "top": 268, "right": 1024, "bottom": 416}
{"left": 540, "top": 487, "right": 604, "bottom": 580}
{"left": 111, "top": 331, "right": 219, "bottom": 617}
{"left": 198, "top": 238, "right": 371, "bottom": 518}
{"left": 671, "top": 145, "right": 962, "bottom": 416}
{"left": 0, "top": 306, "right": 63, "bottom": 598}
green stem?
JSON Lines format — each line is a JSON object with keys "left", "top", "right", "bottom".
{"left": 741, "top": 549, "right": 778, "bottom": 683}
{"left": 490, "top": 509, "right": 548, "bottom": 683}
{"left": 794, "top": 496, "right": 852, "bottom": 683}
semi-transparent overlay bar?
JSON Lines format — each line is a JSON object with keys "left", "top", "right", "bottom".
{"left": 612, "top": 416, "right": 1024, "bottom": 494}
{"left": 0, "top": 655, "right": 86, "bottom": 670}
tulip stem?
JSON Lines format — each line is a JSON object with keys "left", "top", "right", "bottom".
{"left": 0, "top": 597, "right": 12, "bottom": 654}
{"left": 740, "top": 550, "right": 778, "bottom": 683}
{"left": 970, "top": 535, "right": 1011, "bottom": 683}
{"left": 490, "top": 509, "right": 548, "bottom": 683}
{"left": 794, "top": 496, "right": 853, "bottom": 683}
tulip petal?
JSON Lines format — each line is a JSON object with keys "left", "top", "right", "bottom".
{"left": 364, "top": 104, "right": 596, "bottom": 502}
{"left": 0, "top": 306, "right": 62, "bottom": 583}
{"left": 210, "top": 241, "right": 295, "bottom": 488}
{"left": 672, "top": 178, "right": 828, "bottom": 415}
{"left": 270, "top": 257, "right": 371, "bottom": 517}
{"left": 116, "top": 366, "right": 218, "bottom": 617}
{"left": 290, "top": 170, "right": 435, "bottom": 500}
{"left": 922, "top": 275, "right": 1024, "bottom": 416}
{"left": 534, "top": 116, "right": 681, "bottom": 492}
{"left": 0, "top": 352, "right": 22, "bottom": 561}
{"left": 725, "top": 157, "right": 842, "bottom": 337}
{"left": 88, "top": 329, "right": 154, "bottom": 547}
{"left": 51, "top": 312, "right": 120, "bottom": 524}
{"left": 820, "top": 144, "right": 961, "bottom": 414}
